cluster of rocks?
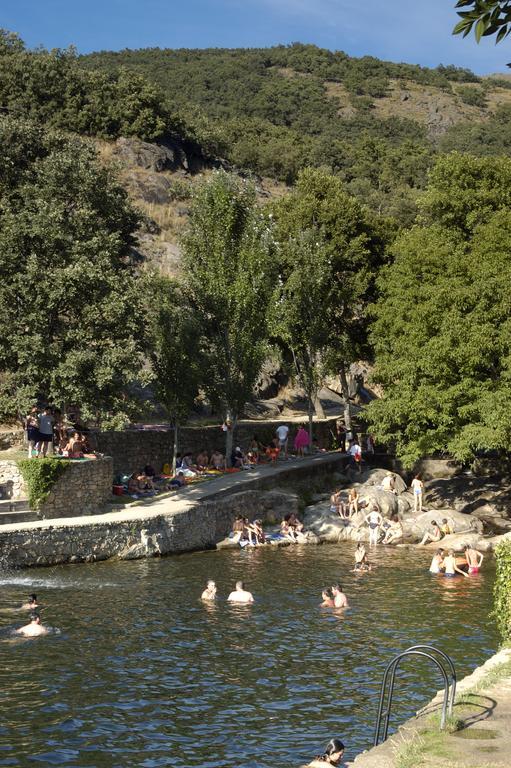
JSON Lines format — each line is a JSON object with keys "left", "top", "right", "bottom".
{"left": 303, "top": 467, "right": 509, "bottom": 552}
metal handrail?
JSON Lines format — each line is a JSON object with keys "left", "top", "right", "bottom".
{"left": 373, "top": 645, "right": 457, "bottom": 747}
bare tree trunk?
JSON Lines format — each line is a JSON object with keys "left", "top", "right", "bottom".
{"left": 313, "top": 392, "right": 325, "bottom": 420}
{"left": 339, "top": 364, "right": 352, "bottom": 432}
{"left": 308, "top": 397, "right": 314, "bottom": 451}
{"left": 172, "top": 421, "right": 179, "bottom": 475}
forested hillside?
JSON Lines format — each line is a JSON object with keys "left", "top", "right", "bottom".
{"left": 82, "top": 43, "right": 511, "bottom": 222}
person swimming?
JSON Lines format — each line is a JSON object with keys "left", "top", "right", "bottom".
{"left": 16, "top": 612, "right": 48, "bottom": 637}
{"left": 21, "top": 594, "right": 38, "bottom": 610}
{"left": 304, "top": 738, "right": 346, "bottom": 767}
{"left": 429, "top": 548, "right": 445, "bottom": 574}
{"left": 353, "top": 543, "right": 371, "bottom": 571}
{"left": 201, "top": 580, "right": 217, "bottom": 601}
{"left": 320, "top": 587, "right": 335, "bottom": 607}
{"left": 227, "top": 580, "right": 254, "bottom": 603}
{"left": 443, "top": 549, "right": 469, "bottom": 578}
{"left": 331, "top": 584, "right": 349, "bottom": 609}
{"left": 464, "top": 544, "right": 484, "bottom": 574}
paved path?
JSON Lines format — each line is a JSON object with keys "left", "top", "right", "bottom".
{"left": 0, "top": 451, "right": 349, "bottom": 534}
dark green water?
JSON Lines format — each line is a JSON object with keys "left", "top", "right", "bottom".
{"left": 0, "top": 544, "right": 497, "bottom": 767}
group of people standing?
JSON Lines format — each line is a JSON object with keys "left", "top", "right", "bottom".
{"left": 25, "top": 405, "right": 89, "bottom": 459}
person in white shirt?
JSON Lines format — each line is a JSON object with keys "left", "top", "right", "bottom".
{"left": 227, "top": 581, "right": 254, "bottom": 604}
{"left": 348, "top": 440, "right": 362, "bottom": 473}
{"left": 275, "top": 424, "right": 289, "bottom": 459}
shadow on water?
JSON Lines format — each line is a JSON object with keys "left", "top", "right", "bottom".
{"left": 0, "top": 544, "right": 498, "bottom": 767}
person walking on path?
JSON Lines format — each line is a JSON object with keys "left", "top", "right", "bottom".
{"left": 276, "top": 423, "right": 289, "bottom": 459}
{"left": 294, "top": 425, "right": 310, "bottom": 457}
{"left": 348, "top": 439, "right": 362, "bottom": 473}
{"left": 411, "top": 474, "right": 424, "bottom": 512}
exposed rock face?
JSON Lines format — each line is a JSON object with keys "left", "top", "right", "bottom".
{"left": 426, "top": 475, "right": 511, "bottom": 516}
{"left": 404, "top": 509, "right": 483, "bottom": 540}
{"left": 113, "top": 136, "right": 190, "bottom": 173}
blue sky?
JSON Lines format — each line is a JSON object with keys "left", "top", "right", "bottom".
{"left": 3, "top": 0, "right": 510, "bottom": 74}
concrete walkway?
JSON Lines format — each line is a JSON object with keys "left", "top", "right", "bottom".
{"left": 0, "top": 451, "right": 349, "bottom": 534}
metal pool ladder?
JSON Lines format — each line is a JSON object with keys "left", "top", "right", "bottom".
{"left": 373, "top": 644, "right": 457, "bottom": 747}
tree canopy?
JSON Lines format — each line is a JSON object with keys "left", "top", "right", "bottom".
{"left": 367, "top": 154, "right": 511, "bottom": 465}
{"left": 453, "top": 1, "right": 511, "bottom": 44}
{"left": 0, "top": 116, "right": 145, "bottom": 424}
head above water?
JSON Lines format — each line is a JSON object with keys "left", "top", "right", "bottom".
{"left": 28, "top": 594, "right": 37, "bottom": 603}
{"left": 207, "top": 580, "right": 216, "bottom": 589}
{"left": 235, "top": 580, "right": 245, "bottom": 591}
{"left": 332, "top": 583, "right": 343, "bottom": 593}
{"left": 322, "top": 738, "right": 345, "bottom": 764}
{"left": 29, "top": 612, "right": 40, "bottom": 623}
{"left": 436, "top": 548, "right": 444, "bottom": 556}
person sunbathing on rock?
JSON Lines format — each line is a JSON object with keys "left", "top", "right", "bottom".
{"left": 440, "top": 518, "right": 453, "bottom": 536}
{"left": 347, "top": 488, "right": 359, "bottom": 516}
{"left": 418, "top": 520, "right": 442, "bottom": 546}
{"left": 330, "top": 489, "right": 344, "bottom": 516}
{"left": 382, "top": 515, "right": 403, "bottom": 544}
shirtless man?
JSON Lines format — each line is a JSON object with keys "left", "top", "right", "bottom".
{"left": 443, "top": 549, "right": 469, "bottom": 578}
{"left": 464, "top": 544, "right": 484, "bottom": 574}
{"left": 429, "top": 548, "right": 445, "bottom": 574}
{"left": 320, "top": 588, "right": 335, "bottom": 607}
{"left": 227, "top": 581, "right": 254, "bottom": 603}
{"left": 210, "top": 450, "right": 225, "bottom": 471}
{"left": 16, "top": 613, "right": 48, "bottom": 637}
{"left": 381, "top": 473, "right": 396, "bottom": 494}
{"left": 201, "top": 580, "right": 217, "bottom": 601}
{"left": 331, "top": 583, "right": 349, "bottom": 609}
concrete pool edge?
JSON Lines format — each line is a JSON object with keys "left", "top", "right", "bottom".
{"left": 350, "top": 646, "right": 511, "bottom": 768}
{"left": 0, "top": 452, "right": 350, "bottom": 569}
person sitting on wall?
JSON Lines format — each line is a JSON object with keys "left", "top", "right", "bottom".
{"left": 231, "top": 446, "right": 247, "bottom": 469}
{"left": 168, "top": 471, "right": 186, "bottom": 489}
{"left": 195, "top": 449, "right": 209, "bottom": 472}
{"left": 246, "top": 519, "right": 265, "bottom": 546}
{"left": 230, "top": 515, "right": 246, "bottom": 544}
{"left": 63, "top": 431, "right": 85, "bottom": 459}
{"left": 209, "top": 450, "right": 226, "bottom": 471}
{"left": 137, "top": 470, "right": 156, "bottom": 495}
{"left": 247, "top": 435, "right": 263, "bottom": 464}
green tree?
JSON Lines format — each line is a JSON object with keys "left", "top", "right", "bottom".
{"left": 0, "top": 116, "right": 145, "bottom": 424}
{"left": 273, "top": 168, "right": 385, "bottom": 433}
{"left": 182, "top": 171, "right": 276, "bottom": 463}
{"left": 147, "top": 277, "right": 202, "bottom": 473}
{"left": 275, "top": 230, "right": 332, "bottom": 444}
{"left": 367, "top": 154, "right": 511, "bottom": 465}
{"left": 453, "top": 1, "right": 511, "bottom": 44}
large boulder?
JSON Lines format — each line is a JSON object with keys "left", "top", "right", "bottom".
{"left": 361, "top": 468, "right": 407, "bottom": 495}
{"left": 114, "top": 136, "right": 189, "bottom": 172}
{"left": 414, "top": 458, "right": 463, "bottom": 480}
{"left": 405, "top": 509, "right": 483, "bottom": 542}
{"left": 358, "top": 487, "right": 399, "bottom": 518}
{"left": 425, "top": 475, "right": 511, "bottom": 517}
{"left": 303, "top": 502, "right": 368, "bottom": 542}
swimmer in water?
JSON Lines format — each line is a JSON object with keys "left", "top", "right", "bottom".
{"left": 227, "top": 580, "right": 254, "bottom": 603}
{"left": 201, "top": 580, "right": 217, "bottom": 601}
{"left": 429, "top": 548, "right": 445, "bottom": 574}
{"left": 304, "top": 738, "right": 346, "bottom": 767}
{"left": 443, "top": 549, "right": 469, "bottom": 578}
{"left": 21, "top": 594, "right": 38, "bottom": 610}
{"left": 464, "top": 544, "right": 484, "bottom": 574}
{"left": 353, "top": 543, "right": 371, "bottom": 571}
{"left": 16, "top": 612, "right": 48, "bottom": 637}
{"left": 321, "top": 587, "right": 335, "bottom": 607}
{"left": 331, "top": 584, "right": 349, "bottom": 609}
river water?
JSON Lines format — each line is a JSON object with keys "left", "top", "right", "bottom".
{"left": 0, "top": 544, "right": 497, "bottom": 767}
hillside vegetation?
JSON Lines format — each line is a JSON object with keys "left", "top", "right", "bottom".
{"left": 82, "top": 43, "right": 511, "bottom": 223}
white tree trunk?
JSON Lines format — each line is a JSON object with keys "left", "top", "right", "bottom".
{"left": 339, "top": 365, "right": 352, "bottom": 432}
{"left": 172, "top": 421, "right": 179, "bottom": 475}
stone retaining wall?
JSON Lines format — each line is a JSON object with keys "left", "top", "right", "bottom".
{"left": 0, "top": 489, "right": 298, "bottom": 569}
{"left": 38, "top": 457, "right": 113, "bottom": 519}
{"left": 89, "top": 418, "right": 341, "bottom": 474}
{"left": 0, "top": 461, "right": 26, "bottom": 500}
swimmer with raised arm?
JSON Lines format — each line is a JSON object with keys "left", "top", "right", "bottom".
{"left": 464, "top": 544, "right": 484, "bottom": 574}
{"left": 201, "top": 580, "right": 217, "bottom": 601}
{"left": 16, "top": 612, "right": 48, "bottom": 637}
{"left": 227, "top": 581, "right": 254, "bottom": 603}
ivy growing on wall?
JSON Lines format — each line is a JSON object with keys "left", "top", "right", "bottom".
{"left": 17, "top": 458, "right": 69, "bottom": 510}
{"left": 493, "top": 540, "right": 511, "bottom": 643}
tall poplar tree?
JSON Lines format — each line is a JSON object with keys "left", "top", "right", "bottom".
{"left": 182, "top": 171, "right": 276, "bottom": 463}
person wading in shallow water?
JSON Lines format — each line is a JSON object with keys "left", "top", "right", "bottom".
{"left": 201, "top": 580, "right": 217, "bottom": 601}
{"left": 227, "top": 581, "right": 254, "bottom": 603}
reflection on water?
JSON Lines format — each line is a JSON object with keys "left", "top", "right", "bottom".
{"left": 0, "top": 544, "right": 497, "bottom": 767}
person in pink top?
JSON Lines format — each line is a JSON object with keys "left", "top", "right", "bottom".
{"left": 294, "top": 425, "right": 310, "bottom": 457}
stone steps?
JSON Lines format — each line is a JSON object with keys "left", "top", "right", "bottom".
{"left": 0, "top": 499, "right": 36, "bottom": 525}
